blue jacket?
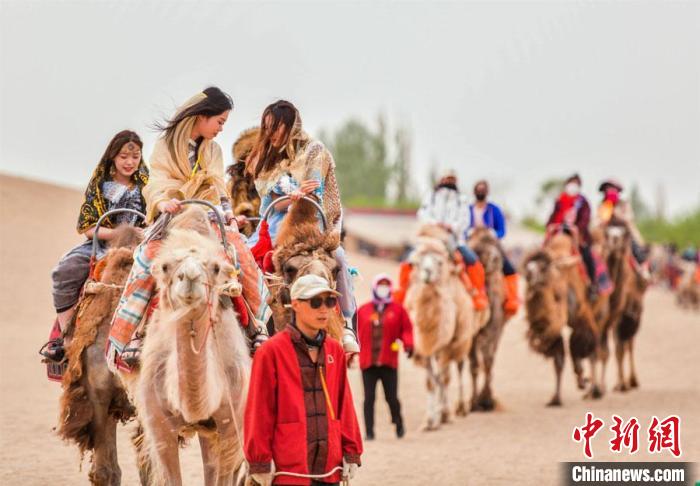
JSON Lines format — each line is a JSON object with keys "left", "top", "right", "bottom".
{"left": 468, "top": 202, "right": 506, "bottom": 239}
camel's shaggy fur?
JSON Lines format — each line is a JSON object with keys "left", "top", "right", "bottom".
{"left": 522, "top": 232, "right": 600, "bottom": 406}
{"left": 57, "top": 225, "right": 143, "bottom": 484}
{"left": 467, "top": 228, "right": 508, "bottom": 411}
{"left": 268, "top": 198, "right": 344, "bottom": 339}
{"left": 135, "top": 220, "right": 251, "bottom": 486}
{"left": 404, "top": 224, "right": 485, "bottom": 429}
{"left": 600, "top": 219, "right": 647, "bottom": 392}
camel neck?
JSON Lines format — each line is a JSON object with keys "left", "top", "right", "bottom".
{"left": 176, "top": 309, "right": 211, "bottom": 422}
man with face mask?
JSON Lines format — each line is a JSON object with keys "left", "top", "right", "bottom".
{"left": 546, "top": 174, "right": 597, "bottom": 296}
{"left": 468, "top": 180, "right": 519, "bottom": 315}
{"left": 357, "top": 274, "right": 413, "bottom": 440}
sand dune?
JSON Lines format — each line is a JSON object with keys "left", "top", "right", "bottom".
{"left": 1, "top": 174, "right": 698, "bottom": 485}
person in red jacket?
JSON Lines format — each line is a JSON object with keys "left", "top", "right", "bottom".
{"left": 357, "top": 274, "right": 414, "bottom": 440}
{"left": 244, "top": 274, "right": 363, "bottom": 486}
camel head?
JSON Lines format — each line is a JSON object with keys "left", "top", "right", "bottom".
{"left": 604, "top": 219, "right": 630, "bottom": 256}
{"left": 152, "top": 229, "right": 234, "bottom": 310}
{"left": 523, "top": 251, "right": 553, "bottom": 290}
{"left": 411, "top": 237, "right": 449, "bottom": 285}
{"left": 469, "top": 230, "right": 502, "bottom": 275}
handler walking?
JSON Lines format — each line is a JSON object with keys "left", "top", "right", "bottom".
{"left": 244, "top": 274, "right": 363, "bottom": 485}
{"left": 357, "top": 274, "right": 414, "bottom": 440}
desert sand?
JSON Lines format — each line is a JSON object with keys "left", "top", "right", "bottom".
{"left": 1, "top": 174, "right": 698, "bottom": 485}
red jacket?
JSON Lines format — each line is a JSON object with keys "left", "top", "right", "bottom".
{"left": 357, "top": 301, "right": 414, "bottom": 370}
{"left": 244, "top": 326, "right": 362, "bottom": 485}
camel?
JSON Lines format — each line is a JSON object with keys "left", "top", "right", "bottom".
{"left": 129, "top": 208, "right": 251, "bottom": 486}
{"left": 521, "top": 232, "right": 600, "bottom": 406}
{"left": 227, "top": 127, "right": 261, "bottom": 237}
{"left": 266, "top": 197, "right": 345, "bottom": 340}
{"left": 676, "top": 261, "right": 699, "bottom": 310}
{"left": 467, "top": 228, "right": 509, "bottom": 411}
{"left": 600, "top": 219, "right": 647, "bottom": 392}
{"left": 403, "top": 224, "right": 486, "bottom": 430}
{"left": 57, "top": 225, "right": 147, "bottom": 485}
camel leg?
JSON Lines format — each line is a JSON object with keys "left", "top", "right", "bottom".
{"left": 439, "top": 363, "right": 451, "bottom": 424}
{"left": 422, "top": 358, "right": 440, "bottom": 431}
{"left": 468, "top": 344, "right": 480, "bottom": 412}
{"left": 598, "top": 328, "right": 610, "bottom": 395}
{"left": 454, "top": 360, "right": 469, "bottom": 417}
{"left": 87, "top": 401, "right": 121, "bottom": 486}
{"left": 142, "top": 389, "right": 183, "bottom": 485}
{"left": 628, "top": 338, "right": 639, "bottom": 389}
{"left": 547, "top": 338, "right": 564, "bottom": 407}
{"left": 583, "top": 353, "right": 602, "bottom": 400}
{"left": 198, "top": 434, "right": 219, "bottom": 486}
{"left": 476, "top": 342, "right": 496, "bottom": 411}
{"left": 213, "top": 406, "right": 245, "bottom": 486}
{"left": 613, "top": 334, "right": 628, "bottom": 392}
{"left": 572, "top": 355, "right": 587, "bottom": 390}
{"left": 131, "top": 422, "right": 152, "bottom": 486}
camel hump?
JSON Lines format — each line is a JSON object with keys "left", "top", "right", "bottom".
{"left": 108, "top": 225, "right": 143, "bottom": 250}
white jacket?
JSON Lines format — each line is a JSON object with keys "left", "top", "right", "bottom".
{"left": 417, "top": 187, "right": 470, "bottom": 240}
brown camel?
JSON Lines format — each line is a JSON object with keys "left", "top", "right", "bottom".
{"left": 404, "top": 224, "right": 486, "bottom": 430}
{"left": 600, "top": 219, "right": 647, "bottom": 392}
{"left": 676, "top": 261, "right": 699, "bottom": 311}
{"left": 132, "top": 210, "right": 251, "bottom": 486}
{"left": 227, "top": 127, "right": 261, "bottom": 237}
{"left": 467, "top": 228, "right": 509, "bottom": 411}
{"left": 522, "top": 232, "right": 600, "bottom": 406}
{"left": 266, "top": 197, "right": 345, "bottom": 340}
{"left": 57, "top": 226, "right": 147, "bottom": 485}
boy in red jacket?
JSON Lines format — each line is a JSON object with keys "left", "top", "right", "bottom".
{"left": 244, "top": 274, "right": 363, "bottom": 486}
{"left": 357, "top": 274, "right": 414, "bottom": 440}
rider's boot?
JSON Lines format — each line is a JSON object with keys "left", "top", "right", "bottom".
{"left": 341, "top": 317, "right": 360, "bottom": 354}
{"left": 464, "top": 261, "right": 489, "bottom": 312}
{"left": 392, "top": 261, "right": 413, "bottom": 305}
{"left": 503, "top": 273, "right": 520, "bottom": 317}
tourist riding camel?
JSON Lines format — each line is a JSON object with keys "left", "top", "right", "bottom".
{"left": 106, "top": 87, "right": 269, "bottom": 370}
{"left": 468, "top": 179, "right": 519, "bottom": 316}
{"left": 596, "top": 178, "right": 648, "bottom": 268}
{"left": 395, "top": 170, "right": 488, "bottom": 311}
{"left": 244, "top": 274, "right": 363, "bottom": 486}
{"left": 546, "top": 173, "right": 598, "bottom": 299}
{"left": 245, "top": 100, "right": 359, "bottom": 354}
{"left": 41, "top": 130, "right": 149, "bottom": 363}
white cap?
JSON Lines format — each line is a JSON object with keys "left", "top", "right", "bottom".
{"left": 290, "top": 274, "right": 341, "bottom": 301}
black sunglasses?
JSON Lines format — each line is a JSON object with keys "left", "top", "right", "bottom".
{"left": 303, "top": 296, "right": 338, "bottom": 309}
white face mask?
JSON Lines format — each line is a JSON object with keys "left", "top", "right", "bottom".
{"left": 565, "top": 182, "right": 580, "bottom": 196}
{"left": 375, "top": 284, "right": 391, "bottom": 300}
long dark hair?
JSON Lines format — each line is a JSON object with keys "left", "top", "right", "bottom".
{"left": 249, "top": 100, "right": 300, "bottom": 178}
{"left": 155, "top": 86, "right": 233, "bottom": 136}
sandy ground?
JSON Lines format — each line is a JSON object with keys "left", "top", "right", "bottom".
{"left": 1, "top": 174, "right": 698, "bottom": 485}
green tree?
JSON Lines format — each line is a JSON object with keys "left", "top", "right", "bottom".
{"left": 323, "top": 118, "right": 391, "bottom": 201}
{"left": 393, "top": 125, "right": 412, "bottom": 203}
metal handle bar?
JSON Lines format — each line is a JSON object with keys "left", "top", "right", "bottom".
{"left": 260, "top": 195, "right": 328, "bottom": 231}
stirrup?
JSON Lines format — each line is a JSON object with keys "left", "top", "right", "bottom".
{"left": 120, "top": 334, "right": 143, "bottom": 368}
{"left": 39, "top": 338, "right": 66, "bottom": 363}
{"left": 250, "top": 326, "right": 269, "bottom": 354}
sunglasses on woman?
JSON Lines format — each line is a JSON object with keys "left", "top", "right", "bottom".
{"left": 303, "top": 295, "right": 338, "bottom": 309}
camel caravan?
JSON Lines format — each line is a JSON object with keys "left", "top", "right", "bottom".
{"left": 40, "top": 88, "right": 656, "bottom": 485}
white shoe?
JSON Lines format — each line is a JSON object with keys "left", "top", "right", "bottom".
{"left": 342, "top": 323, "right": 360, "bottom": 354}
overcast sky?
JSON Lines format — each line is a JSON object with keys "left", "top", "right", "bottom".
{"left": 1, "top": 1, "right": 698, "bottom": 219}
